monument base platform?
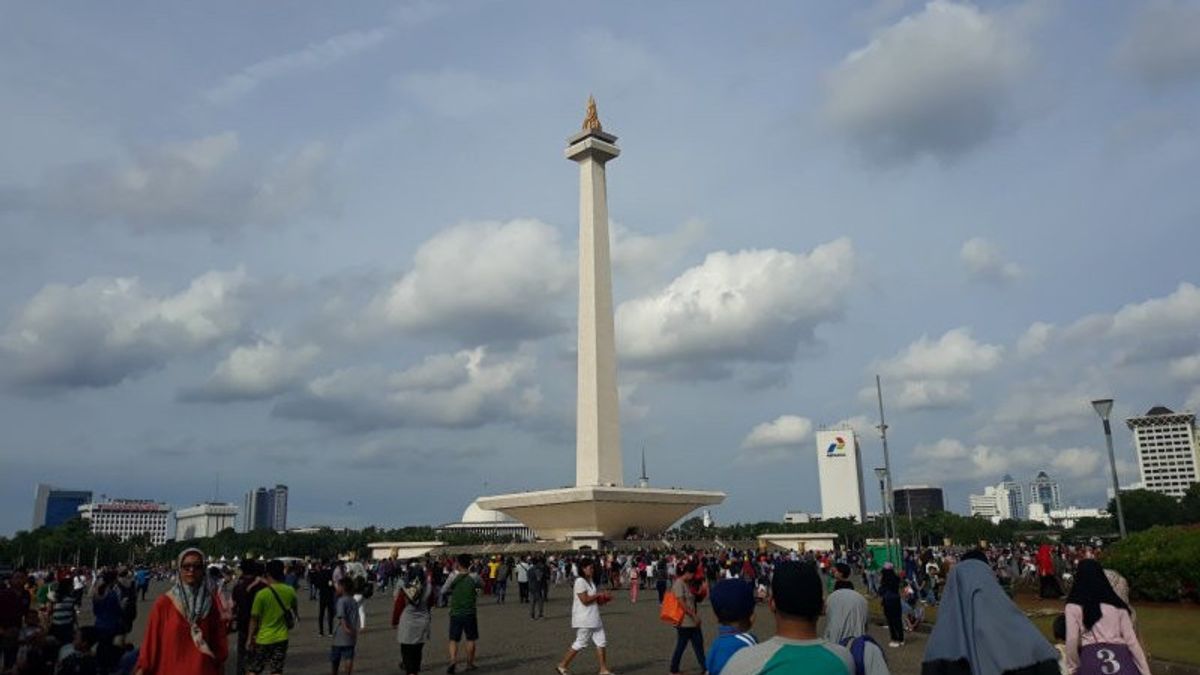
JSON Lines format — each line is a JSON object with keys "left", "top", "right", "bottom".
{"left": 476, "top": 486, "right": 725, "bottom": 542}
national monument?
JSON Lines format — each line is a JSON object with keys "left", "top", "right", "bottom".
{"left": 476, "top": 99, "right": 725, "bottom": 544}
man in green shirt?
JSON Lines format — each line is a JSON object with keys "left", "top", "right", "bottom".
{"left": 723, "top": 561, "right": 853, "bottom": 675}
{"left": 439, "top": 554, "right": 481, "bottom": 674}
{"left": 247, "top": 560, "right": 298, "bottom": 675}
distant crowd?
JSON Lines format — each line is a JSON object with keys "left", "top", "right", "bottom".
{"left": 0, "top": 540, "right": 1150, "bottom": 675}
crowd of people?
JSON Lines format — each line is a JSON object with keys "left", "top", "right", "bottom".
{"left": 0, "top": 540, "right": 1153, "bottom": 675}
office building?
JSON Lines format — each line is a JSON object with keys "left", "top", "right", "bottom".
{"left": 1028, "top": 471, "right": 1062, "bottom": 512}
{"left": 969, "top": 487, "right": 1001, "bottom": 520}
{"left": 78, "top": 499, "right": 171, "bottom": 546}
{"left": 970, "top": 476, "right": 1025, "bottom": 521}
{"left": 997, "top": 474, "right": 1025, "bottom": 520}
{"left": 1027, "top": 503, "right": 1108, "bottom": 529}
{"left": 174, "top": 502, "right": 238, "bottom": 540}
{"left": 32, "top": 484, "right": 92, "bottom": 529}
{"left": 816, "top": 426, "right": 867, "bottom": 522}
{"left": 1125, "top": 406, "right": 1200, "bottom": 498}
{"left": 242, "top": 485, "right": 288, "bottom": 532}
{"left": 892, "top": 486, "right": 945, "bottom": 518}
{"left": 271, "top": 485, "right": 288, "bottom": 531}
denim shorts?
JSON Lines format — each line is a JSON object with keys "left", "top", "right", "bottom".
{"left": 329, "top": 644, "right": 356, "bottom": 665}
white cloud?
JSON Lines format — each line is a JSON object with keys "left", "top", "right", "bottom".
{"left": 908, "top": 437, "right": 1103, "bottom": 485}
{"left": 741, "top": 415, "right": 814, "bottom": 450}
{"left": 181, "top": 335, "right": 319, "bottom": 402}
{"left": 1169, "top": 354, "right": 1200, "bottom": 381}
{"left": 1115, "top": 1, "right": 1200, "bottom": 88}
{"left": 30, "top": 133, "right": 329, "bottom": 234}
{"left": 0, "top": 269, "right": 250, "bottom": 390}
{"left": 960, "top": 237, "right": 1023, "bottom": 284}
{"left": 825, "top": 0, "right": 1030, "bottom": 163}
{"left": 616, "top": 238, "right": 856, "bottom": 376}
{"left": 205, "top": 27, "right": 392, "bottom": 106}
{"left": 987, "top": 382, "right": 1096, "bottom": 437}
{"left": 367, "top": 219, "right": 573, "bottom": 343}
{"left": 872, "top": 328, "right": 1001, "bottom": 410}
{"left": 892, "top": 380, "right": 972, "bottom": 410}
{"left": 878, "top": 327, "right": 1003, "bottom": 380}
{"left": 611, "top": 219, "right": 706, "bottom": 291}
{"left": 273, "top": 347, "right": 541, "bottom": 431}
{"left": 1017, "top": 321, "right": 1054, "bottom": 358}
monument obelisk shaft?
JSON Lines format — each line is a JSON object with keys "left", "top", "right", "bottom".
{"left": 566, "top": 96, "right": 623, "bottom": 487}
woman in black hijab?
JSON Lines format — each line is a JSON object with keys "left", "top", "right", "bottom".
{"left": 879, "top": 564, "right": 905, "bottom": 647}
{"left": 1063, "top": 560, "right": 1150, "bottom": 675}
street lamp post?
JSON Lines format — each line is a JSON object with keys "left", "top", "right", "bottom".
{"left": 874, "top": 467, "right": 891, "bottom": 564}
{"left": 876, "top": 376, "right": 900, "bottom": 564}
{"left": 1091, "top": 398, "right": 1127, "bottom": 539}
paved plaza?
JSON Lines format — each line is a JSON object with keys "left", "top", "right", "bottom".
{"left": 116, "top": 582, "right": 927, "bottom": 675}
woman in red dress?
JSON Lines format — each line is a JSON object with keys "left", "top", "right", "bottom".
{"left": 134, "top": 547, "right": 228, "bottom": 675}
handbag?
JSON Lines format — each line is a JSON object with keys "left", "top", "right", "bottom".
{"left": 266, "top": 585, "right": 296, "bottom": 630}
{"left": 659, "top": 590, "right": 685, "bottom": 626}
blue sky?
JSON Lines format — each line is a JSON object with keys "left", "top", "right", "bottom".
{"left": 3, "top": 1, "right": 1199, "bottom": 534}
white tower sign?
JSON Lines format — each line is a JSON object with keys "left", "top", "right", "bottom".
{"left": 816, "top": 427, "right": 867, "bottom": 522}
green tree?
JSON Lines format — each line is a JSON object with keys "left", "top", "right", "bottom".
{"left": 1180, "top": 482, "right": 1200, "bottom": 525}
{"left": 1109, "top": 489, "right": 1183, "bottom": 532}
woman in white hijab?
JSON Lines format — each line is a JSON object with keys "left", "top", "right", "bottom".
{"left": 824, "top": 588, "right": 891, "bottom": 675}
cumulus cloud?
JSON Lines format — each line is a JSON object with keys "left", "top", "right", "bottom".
{"left": 872, "top": 327, "right": 1002, "bottom": 410}
{"left": 825, "top": 0, "right": 1030, "bottom": 163}
{"left": 878, "top": 327, "right": 1003, "bottom": 380}
{"left": 616, "top": 238, "right": 856, "bottom": 377}
{"left": 1169, "top": 354, "right": 1200, "bottom": 381}
{"left": 611, "top": 220, "right": 706, "bottom": 291}
{"left": 366, "top": 219, "right": 573, "bottom": 343}
{"left": 1017, "top": 321, "right": 1054, "bottom": 358}
{"left": 180, "top": 335, "right": 320, "bottom": 402}
{"left": 960, "top": 237, "right": 1023, "bottom": 284}
{"left": 1048, "top": 283, "right": 1200, "bottom": 363}
{"left": 23, "top": 133, "right": 329, "bottom": 235}
{"left": 987, "top": 381, "right": 1096, "bottom": 437}
{"left": 1115, "top": 1, "right": 1200, "bottom": 88}
{"left": 742, "top": 415, "right": 814, "bottom": 450}
{"left": 739, "top": 415, "right": 814, "bottom": 464}
{"left": 0, "top": 269, "right": 250, "bottom": 390}
{"left": 908, "top": 437, "right": 1103, "bottom": 486}
{"left": 273, "top": 347, "right": 541, "bottom": 432}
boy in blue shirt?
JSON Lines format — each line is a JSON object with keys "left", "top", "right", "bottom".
{"left": 706, "top": 579, "right": 758, "bottom": 675}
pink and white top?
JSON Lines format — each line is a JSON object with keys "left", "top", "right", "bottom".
{"left": 1064, "top": 603, "right": 1151, "bottom": 675}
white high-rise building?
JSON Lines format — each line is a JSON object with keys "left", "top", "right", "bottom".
{"left": 816, "top": 427, "right": 866, "bottom": 522}
{"left": 1126, "top": 406, "right": 1200, "bottom": 498}
{"left": 969, "top": 476, "right": 1027, "bottom": 522}
{"left": 174, "top": 503, "right": 238, "bottom": 540}
{"left": 968, "top": 487, "right": 1001, "bottom": 520}
{"left": 996, "top": 474, "right": 1025, "bottom": 520}
{"left": 271, "top": 485, "right": 288, "bottom": 531}
{"left": 78, "top": 499, "right": 171, "bottom": 546}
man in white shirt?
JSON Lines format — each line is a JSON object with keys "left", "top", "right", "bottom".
{"left": 555, "top": 559, "right": 613, "bottom": 675}
{"left": 515, "top": 558, "right": 532, "bottom": 604}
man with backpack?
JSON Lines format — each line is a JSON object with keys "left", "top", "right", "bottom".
{"left": 247, "top": 559, "right": 298, "bottom": 675}
{"left": 723, "top": 561, "right": 855, "bottom": 675}
{"left": 528, "top": 557, "right": 547, "bottom": 620}
{"left": 440, "top": 554, "right": 481, "bottom": 674}
{"left": 824, "top": 588, "right": 890, "bottom": 675}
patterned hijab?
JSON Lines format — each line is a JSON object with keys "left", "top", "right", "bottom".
{"left": 170, "top": 548, "right": 214, "bottom": 624}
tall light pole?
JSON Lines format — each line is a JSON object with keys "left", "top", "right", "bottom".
{"left": 1091, "top": 399, "right": 1127, "bottom": 539}
{"left": 874, "top": 467, "right": 891, "bottom": 561}
{"left": 876, "top": 375, "right": 899, "bottom": 564}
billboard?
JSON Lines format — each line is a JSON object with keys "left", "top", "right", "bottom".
{"left": 816, "top": 428, "right": 867, "bottom": 523}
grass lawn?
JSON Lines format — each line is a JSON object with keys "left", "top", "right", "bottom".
{"left": 867, "top": 592, "right": 1200, "bottom": 665}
